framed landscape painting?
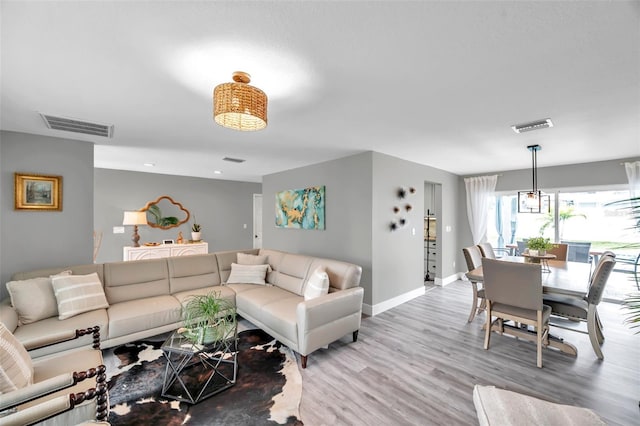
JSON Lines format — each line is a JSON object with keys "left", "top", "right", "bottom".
{"left": 275, "top": 185, "right": 325, "bottom": 230}
{"left": 14, "top": 173, "right": 62, "bottom": 211}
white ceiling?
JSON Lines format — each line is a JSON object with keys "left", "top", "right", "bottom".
{"left": 2, "top": 1, "right": 639, "bottom": 183}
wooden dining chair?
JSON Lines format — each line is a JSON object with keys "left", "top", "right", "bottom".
{"left": 462, "top": 246, "right": 485, "bottom": 322}
{"left": 482, "top": 258, "right": 550, "bottom": 368}
{"left": 543, "top": 256, "right": 616, "bottom": 360}
{"left": 546, "top": 243, "right": 568, "bottom": 261}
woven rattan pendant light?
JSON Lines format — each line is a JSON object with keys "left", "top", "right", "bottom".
{"left": 213, "top": 71, "right": 267, "bottom": 131}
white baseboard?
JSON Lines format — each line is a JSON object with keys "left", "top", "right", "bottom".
{"left": 362, "top": 286, "right": 426, "bottom": 316}
{"left": 435, "top": 273, "right": 463, "bottom": 287}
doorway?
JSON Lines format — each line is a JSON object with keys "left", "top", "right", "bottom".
{"left": 424, "top": 182, "right": 440, "bottom": 286}
{"left": 253, "top": 194, "right": 262, "bottom": 249}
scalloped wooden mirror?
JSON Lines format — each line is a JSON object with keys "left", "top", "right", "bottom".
{"left": 141, "top": 195, "right": 191, "bottom": 230}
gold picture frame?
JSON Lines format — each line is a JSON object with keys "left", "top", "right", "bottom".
{"left": 14, "top": 173, "right": 63, "bottom": 211}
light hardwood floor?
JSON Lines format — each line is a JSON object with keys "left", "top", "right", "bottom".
{"left": 297, "top": 280, "right": 639, "bottom": 426}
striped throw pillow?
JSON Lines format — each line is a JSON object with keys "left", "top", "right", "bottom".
{"left": 0, "top": 322, "right": 33, "bottom": 393}
{"left": 226, "top": 263, "right": 270, "bottom": 285}
{"left": 51, "top": 272, "right": 109, "bottom": 320}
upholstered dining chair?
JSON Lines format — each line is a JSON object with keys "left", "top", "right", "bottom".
{"left": 543, "top": 255, "right": 616, "bottom": 360}
{"left": 481, "top": 258, "right": 550, "bottom": 368}
{"left": 516, "top": 240, "right": 528, "bottom": 256}
{"left": 0, "top": 324, "right": 108, "bottom": 425}
{"left": 546, "top": 243, "right": 568, "bottom": 261}
{"left": 477, "top": 242, "right": 510, "bottom": 259}
{"left": 561, "top": 240, "right": 592, "bottom": 263}
{"left": 463, "top": 245, "right": 485, "bottom": 322}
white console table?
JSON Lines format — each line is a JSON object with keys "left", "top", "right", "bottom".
{"left": 123, "top": 242, "right": 208, "bottom": 261}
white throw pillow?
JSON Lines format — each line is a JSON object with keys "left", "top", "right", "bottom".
{"left": 0, "top": 322, "right": 33, "bottom": 393}
{"left": 226, "top": 263, "right": 270, "bottom": 285}
{"left": 51, "top": 272, "right": 109, "bottom": 320}
{"left": 304, "top": 267, "right": 330, "bottom": 300}
{"left": 6, "top": 270, "right": 72, "bottom": 325}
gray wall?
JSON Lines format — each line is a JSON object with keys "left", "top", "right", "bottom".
{"left": 1, "top": 131, "right": 94, "bottom": 300}
{"left": 263, "top": 153, "right": 374, "bottom": 304}
{"left": 94, "top": 169, "right": 261, "bottom": 263}
{"left": 456, "top": 157, "right": 639, "bottom": 270}
{"left": 262, "top": 151, "right": 461, "bottom": 310}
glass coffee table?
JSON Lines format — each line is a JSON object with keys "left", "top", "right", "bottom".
{"left": 161, "top": 325, "right": 238, "bottom": 404}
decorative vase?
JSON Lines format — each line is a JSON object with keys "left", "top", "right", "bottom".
{"left": 539, "top": 249, "right": 546, "bottom": 256}
{"left": 529, "top": 249, "right": 538, "bottom": 256}
{"left": 191, "top": 231, "right": 202, "bottom": 241}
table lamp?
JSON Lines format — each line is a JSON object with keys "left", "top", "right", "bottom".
{"left": 123, "top": 211, "right": 147, "bottom": 247}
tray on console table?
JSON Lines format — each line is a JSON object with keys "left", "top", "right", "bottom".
{"left": 123, "top": 242, "right": 208, "bottom": 261}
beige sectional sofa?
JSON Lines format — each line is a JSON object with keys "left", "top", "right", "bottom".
{"left": 0, "top": 248, "right": 363, "bottom": 368}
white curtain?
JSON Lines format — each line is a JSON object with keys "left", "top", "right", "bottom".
{"left": 625, "top": 161, "right": 640, "bottom": 198}
{"left": 464, "top": 175, "right": 498, "bottom": 244}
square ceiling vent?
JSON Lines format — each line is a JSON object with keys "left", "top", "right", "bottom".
{"left": 40, "top": 113, "right": 114, "bottom": 138}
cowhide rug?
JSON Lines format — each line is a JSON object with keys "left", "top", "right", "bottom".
{"left": 103, "top": 328, "right": 303, "bottom": 425}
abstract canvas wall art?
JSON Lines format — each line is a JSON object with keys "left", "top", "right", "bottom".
{"left": 275, "top": 186, "right": 325, "bottom": 230}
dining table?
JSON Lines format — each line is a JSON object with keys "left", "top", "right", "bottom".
{"left": 465, "top": 256, "right": 593, "bottom": 357}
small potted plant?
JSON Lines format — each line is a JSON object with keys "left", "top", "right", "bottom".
{"left": 527, "top": 237, "right": 554, "bottom": 256}
{"left": 191, "top": 219, "right": 202, "bottom": 241}
{"left": 181, "top": 290, "right": 236, "bottom": 345}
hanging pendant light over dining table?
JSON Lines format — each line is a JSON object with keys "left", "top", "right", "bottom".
{"left": 518, "top": 144, "right": 550, "bottom": 213}
{"left": 213, "top": 71, "right": 267, "bottom": 131}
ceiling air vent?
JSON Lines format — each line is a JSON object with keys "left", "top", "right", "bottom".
{"left": 511, "top": 118, "right": 553, "bottom": 134}
{"left": 40, "top": 113, "right": 114, "bottom": 138}
{"left": 223, "top": 157, "right": 246, "bottom": 163}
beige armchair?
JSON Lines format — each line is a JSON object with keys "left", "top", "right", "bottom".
{"left": 463, "top": 246, "right": 485, "bottom": 322}
{"left": 0, "top": 324, "right": 108, "bottom": 426}
{"left": 481, "top": 258, "right": 551, "bottom": 368}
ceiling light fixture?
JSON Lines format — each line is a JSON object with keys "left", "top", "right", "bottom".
{"left": 517, "top": 144, "right": 550, "bottom": 213}
{"left": 511, "top": 118, "right": 553, "bottom": 134}
{"left": 213, "top": 71, "right": 267, "bottom": 131}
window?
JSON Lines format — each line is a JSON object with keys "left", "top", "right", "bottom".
{"left": 487, "top": 187, "right": 636, "bottom": 301}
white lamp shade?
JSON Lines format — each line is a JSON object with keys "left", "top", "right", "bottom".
{"left": 123, "top": 211, "right": 147, "bottom": 226}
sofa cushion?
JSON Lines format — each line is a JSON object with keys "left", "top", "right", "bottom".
{"left": 307, "top": 258, "right": 362, "bottom": 291}
{"left": 235, "top": 286, "right": 295, "bottom": 315}
{"left": 103, "top": 259, "right": 169, "bottom": 304}
{"left": 6, "top": 275, "right": 60, "bottom": 326}
{"left": 0, "top": 322, "right": 33, "bottom": 393}
{"left": 168, "top": 254, "right": 221, "bottom": 294}
{"left": 214, "top": 249, "right": 260, "bottom": 282}
{"left": 51, "top": 273, "right": 110, "bottom": 320}
{"left": 273, "top": 254, "right": 314, "bottom": 296}
{"left": 259, "top": 297, "right": 301, "bottom": 344}
{"left": 13, "top": 309, "right": 109, "bottom": 357}
{"left": 107, "top": 295, "right": 182, "bottom": 339}
{"left": 226, "top": 263, "right": 270, "bottom": 285}
{"left": 258, "top": 249, "right": 286, "bottom": 284}
{"left": 304, "top": 267, "right": 329, "bottom": 300}
{"left": 172, "top": 286, "right": 236, "bottom": 307}
{"left": 237, "top": 252, "right": 269, "bottom": 266}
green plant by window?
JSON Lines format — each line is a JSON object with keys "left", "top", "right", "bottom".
{"left": 527, "top": 236, "right": 554, "bottom": 251}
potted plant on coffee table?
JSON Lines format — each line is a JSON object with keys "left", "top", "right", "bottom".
{"left": 527, "top": 236, "right": 554, "bottom": 256}
{"left": 181, "top": 291, "right": 236, "bottom": 345}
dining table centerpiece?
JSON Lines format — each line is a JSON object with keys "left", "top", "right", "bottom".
{"left": 527, "top": 237, "right": 554, "bottom": 256}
